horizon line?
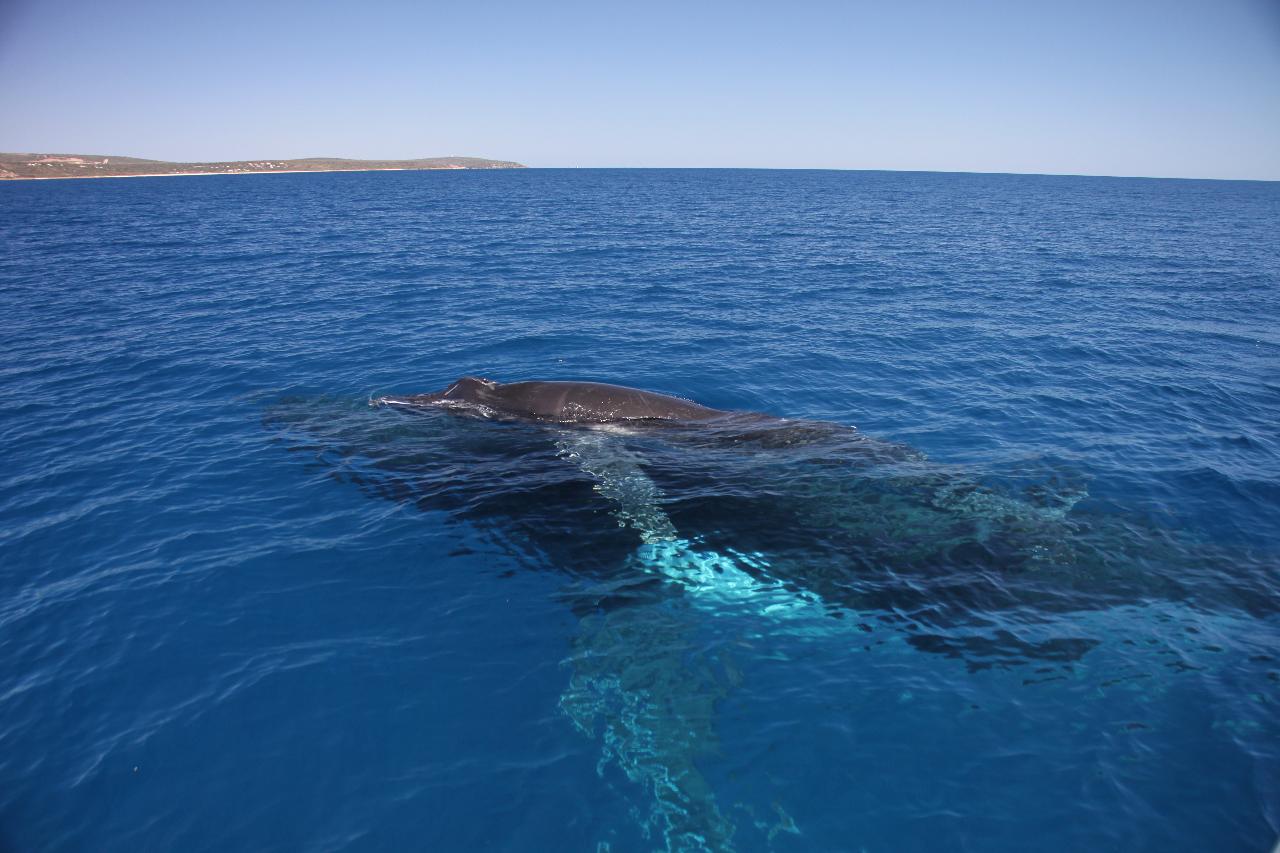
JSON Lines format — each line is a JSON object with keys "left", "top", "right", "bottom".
{"left": 1, "top": 151, "right": 1275, "bottom": 184}
{"left": 522, "top": 165, "right": 1279, "bottom": 183}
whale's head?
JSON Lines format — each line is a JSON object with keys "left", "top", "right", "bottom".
{"left": 374, "top": 376, "right": 500, "bottom": 409}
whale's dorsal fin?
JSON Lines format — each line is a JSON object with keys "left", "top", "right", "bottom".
{"left": 444, "top": 376, "right": 498, "bottom": 397}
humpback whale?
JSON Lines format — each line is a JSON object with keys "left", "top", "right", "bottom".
{"left": 266, "top": 381, "right": 1233, "bottom": 852}
{"left": 367, "top": 376, "right": 1104, "bottom": 604}
{"left": 374, "top": 376, "right": 872, "bottom": 454}
{"left": 376, "top": 376, "right": 734, "bottom": 424}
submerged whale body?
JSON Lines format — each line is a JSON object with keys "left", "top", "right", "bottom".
{"left": 353, "top": 376, "right": 1177, "bottom": 631}
{"left": 274, "top": 379, "right": 1218, "bottom": 851}
{"left": 364, "top": 378, "right": 1140, "bottom": 624}
{"left": 377, "top": 376, "right": 734, "bottom": 423}
{"left": 267, "top": 381, "right": 1253, "bottom": 852}
{"left": 367, "top": 377, "right": 1099, "bottom": 589}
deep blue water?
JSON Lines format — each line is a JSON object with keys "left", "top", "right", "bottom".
{"left": 1, "top": 168, "right": 1278, "bottom": 852}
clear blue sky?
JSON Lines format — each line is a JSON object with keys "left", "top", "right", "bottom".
{"left": 2, "top": 0, "right": 1277, "bottom": 179}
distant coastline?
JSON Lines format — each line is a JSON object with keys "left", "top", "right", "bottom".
{"left": 0, "top": 153, "right": 525, "bottom": 181}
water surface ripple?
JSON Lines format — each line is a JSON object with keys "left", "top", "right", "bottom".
{"left": 1, "top": 169, "right": 1278, "bottom": 852}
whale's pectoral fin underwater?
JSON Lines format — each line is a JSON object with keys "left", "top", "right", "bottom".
{"left": 551, "top": 427, "right": 836, "bottom": 853}
{"left": 553, "top": 429, "right": 831, "bottom": 619}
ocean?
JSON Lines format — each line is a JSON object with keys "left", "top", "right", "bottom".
{"left": 1, "top": 168, "right": 1277, "bottom": 852}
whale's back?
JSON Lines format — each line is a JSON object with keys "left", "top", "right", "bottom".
{"left": 496, "top": 380, "right": 723, "bottom": 423}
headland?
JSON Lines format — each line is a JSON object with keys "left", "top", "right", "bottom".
{"left": 0, "top": 153, "right": 525, "bottom": 180}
